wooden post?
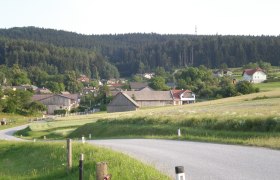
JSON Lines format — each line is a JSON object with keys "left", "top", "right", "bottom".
{"left": 67, "top": 139, "right": 72, "bottom": 172}
{"left": 79, "top": 154, "right": 84, "bottom": 180}
{"left": 96, "top": 162, "right": 108, "bottom": 180}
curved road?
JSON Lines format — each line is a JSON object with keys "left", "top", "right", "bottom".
{"left": 1, "top": 126, "right": 280, "bottom": 179}
{"left": 0, "top": 124, "right": 29, "bottom": 141}
{"left": 89, "top": 139, "right": 280, "bottom": 180}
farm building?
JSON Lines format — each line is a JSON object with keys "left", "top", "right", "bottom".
{"left": 107, "top": 92, "right": 139, "bottom": 113}
{"left": 242, "top": 67, "right": 267, "bottom": 83}
{"left": 32, "top": 94, "right": 79, "bottom": 114}
{"left": 107, "top": 86, "right": 196, "bottom": 112}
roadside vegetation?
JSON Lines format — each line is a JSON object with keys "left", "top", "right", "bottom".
{"left": 0, "top": 141, "right": 170, "bottom": 180}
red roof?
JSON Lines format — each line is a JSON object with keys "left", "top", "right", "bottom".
{"left": 242, "top": 68, "right": 265, "bottom": 76}
{"left": 171, "top": 89, "right": 192, "bottom": 100}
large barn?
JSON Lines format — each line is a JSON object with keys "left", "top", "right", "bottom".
{"left": 107, "top": 87, "right": 195, "bottom": 113}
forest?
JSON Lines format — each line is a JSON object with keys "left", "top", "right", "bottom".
{"left": 0, "top": 27, "right": 279, "bottom": 77}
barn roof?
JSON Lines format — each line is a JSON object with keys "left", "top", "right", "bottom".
{"left": 32, "top": 94, "right": 79, "bottom": 101}
{"left": 123, "top": 91, "right": 173, "bottom": 101}
{"left": 242, "top": 67, "right": 265, "bottom": 76}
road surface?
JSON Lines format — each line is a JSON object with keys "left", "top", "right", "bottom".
{"left": 0, "top": 124, "right": 28, "bottom": 141}
{"left": 89, "top": 139, "right": 280, "bottom": 180}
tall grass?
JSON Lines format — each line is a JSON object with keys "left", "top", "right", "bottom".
{"left": 0, "top": 141, "right": 170, "bottom": 180}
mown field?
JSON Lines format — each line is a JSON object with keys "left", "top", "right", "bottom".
{"left": 18, "top": 87, "right": 280, "bottom": 149}
{"left": 0, "top": 141, "right": 170, "bottom": 180}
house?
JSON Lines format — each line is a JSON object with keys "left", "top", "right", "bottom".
{"left": 129, "top": 82, "right": 148, "bottom": 91}
{"left": 242, "top": 67, "right": 267, "bottom": 83}
{"left": 107, "top": 92, "right": 140, "bottom": 113}
{"left": 171, "top": 90, "right": 196, "bottom": 105}
{"left": 213, "top": 70, "right": 233, "bottom": 77}
{"left": 142, "top": 73, "right": 155, "bottom": 79}
{"left": 32, "top": 94, "right": 79, "bottom": 114}
{"left": 77, "top": 75, "right": 90, "bottom": 83}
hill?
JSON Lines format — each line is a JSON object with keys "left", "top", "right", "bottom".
{"left": 0, "top": 27, "right": 280, "bottom": 76}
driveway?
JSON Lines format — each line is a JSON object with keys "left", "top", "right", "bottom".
{"left": 89, "top": 139, "right": 280, "bottom": 180}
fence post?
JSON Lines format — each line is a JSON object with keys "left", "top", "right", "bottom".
{"left": 175, "top": 166, "right": 185, "bottom": 180}
{"left": 67, "top": 139, "right": 72, "bottom": 172}
{"left": 82, "top": 136, "right": 85, "bottom": 144}
{"left": 96, "top": 162, "right": 110, "bottom": 180}
{"left": 79, "top": 153, "right": 84, "bottom": 180}
{"left": 178, "top": 128, "right": 181, "bottom": 137}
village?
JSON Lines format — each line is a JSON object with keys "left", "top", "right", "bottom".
{"left": 0, "top": 66, "right": 268, "bottom": 116}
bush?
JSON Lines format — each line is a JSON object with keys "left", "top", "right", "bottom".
{"left": 54, "top": 109, "right": 67, "bottom": 115}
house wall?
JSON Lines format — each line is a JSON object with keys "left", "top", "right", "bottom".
{"left": 243, "top": 71, "right": 267, "bottom": 83}
{"left": 252, "top": 71, "right": 267, "bottom": 83}
{"left": 40, "top": 96, "right": 71, "bottom": 106}
{"left": 39, "top": 95, "right": 77, "bottom": 114}
{"left": 243, "top": 73, "right": 252, "bottom": 82}
{"left": 47, "top": 105, "right": 71, "bottom": 114}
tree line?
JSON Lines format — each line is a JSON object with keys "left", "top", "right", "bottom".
{"left": 0, "top": 27, "right": 279, "bottom": 76}
{"left": 0, "top": 36, "right": 120, "bottom": 80}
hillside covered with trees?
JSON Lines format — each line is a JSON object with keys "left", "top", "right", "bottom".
{"left": 0, "top": 27, "right": 279, "bottom": 76}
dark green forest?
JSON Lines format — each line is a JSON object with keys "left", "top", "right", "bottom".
{"left": 0, "top": 27, "right": 280, "bottom": 77}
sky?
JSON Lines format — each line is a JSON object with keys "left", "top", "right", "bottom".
{"left": 0, "top": 0, "right": 279, "bottom": 36}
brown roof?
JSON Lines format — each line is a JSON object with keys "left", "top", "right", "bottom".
{"left": 171, "top": 90, "right": 192, "bottom": 100}
{"left": 242, "top": 67, "right": 265, "bottom": 76}
{"left": 123, "top": 91, "right": 173, "bottom": 101}
{"left": 32, "top": 94, "right": 79, "bottom": 101}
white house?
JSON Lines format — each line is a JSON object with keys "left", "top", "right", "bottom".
{"left": 242, "top": 67, "right": 267, "bottom": 83}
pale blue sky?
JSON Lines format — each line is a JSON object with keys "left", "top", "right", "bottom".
{"left": 0, "top": 0, "right": 279, "bottom": 35}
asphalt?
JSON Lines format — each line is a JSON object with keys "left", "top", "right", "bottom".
{"left": 0, "top": 124, "right": 29, "bottom": 141}
{"left": 88, "top": 139, "right": 280, "bottom": 180}
{"left": 1, "top": 126, "right": 280, "bottom": 180}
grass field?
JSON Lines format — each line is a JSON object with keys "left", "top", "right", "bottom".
{"left": 0, "top": 141, "right": 170, "bottom": 180}
{"left": 254, "top": 81, "right": 280, "bottom": 91}
{"left": 18, "top": 89, "right": 280, "bottom": 149}
{"left": 0, "top": 114, "right": 31, "bottom": 130}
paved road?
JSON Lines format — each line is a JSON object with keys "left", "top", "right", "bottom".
{"left": 0, "top": 125, "right": 29, "bottom": 141}
{"left": 89, "top": 139, "right": 280, "bottom": 180}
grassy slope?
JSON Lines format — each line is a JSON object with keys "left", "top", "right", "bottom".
{"left": 19, "top": 88, "right": 280, "bottom": 149}
{"left": 0, "top": 141, "right": 170, "bottom": 180}
{"left": 0, "top": 114, "right": 30, "bottom": 130}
